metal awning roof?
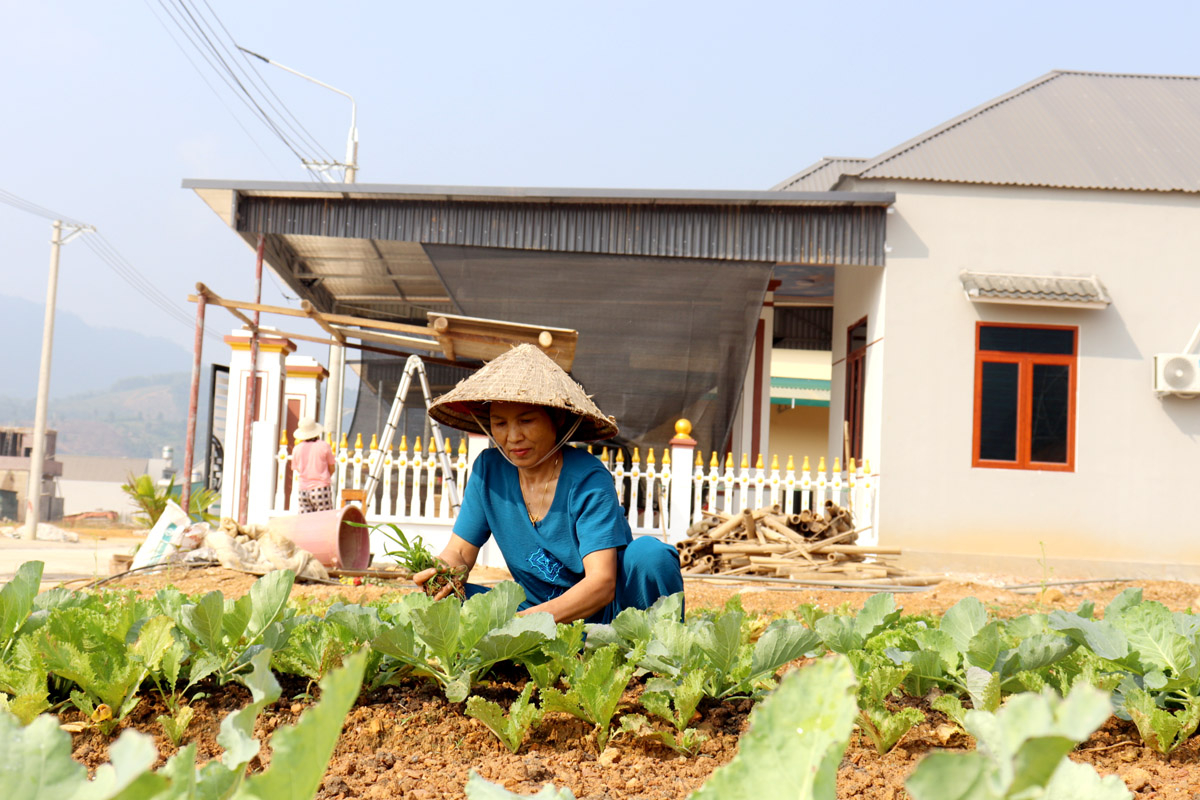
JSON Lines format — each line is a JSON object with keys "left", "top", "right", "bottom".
{"left": 183, "top": 180, "right": 893, "bottom": 323}
{"left": 770, "top": 377, "right": 831, "bottom": 407}
{"left": 959, "top": 270, "right": 1112, "bottom": 309}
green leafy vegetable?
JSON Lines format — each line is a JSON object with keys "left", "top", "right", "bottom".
{"left": 541, "top": 644, "right": 634, "bottom": 750}
{"left": 1123, "top": 686, "right": 1200, "bottom": 755}
{"left": 465, "top": 682, "right": 543, "bottom": 753}
{"left": 615, "top": 713, "right": 708, "bottom": 756}
{"left": 689, "top": 655, "right": 859, "bottom": 800}
{"left": 857, "top": 705, "right": 925, "bottom": 755}
{"left": 906, "top": 685, "right": 1130, "bottom": 800}
{"left": 372, "top": 582, "right": 556, "bottom": 702}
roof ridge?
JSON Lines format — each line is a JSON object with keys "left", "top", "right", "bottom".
{"left": 857, "top": 71, "right": 1066, "bottom": 178}
{"left": 1051, "top": 68, "right": 1200, "bottom": 81}
{"left": 771, "top": 156, "right": 868, "bottom": 191}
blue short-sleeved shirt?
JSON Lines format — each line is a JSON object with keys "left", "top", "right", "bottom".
{"left": 453, "top": 446, "right": 632, "bottom": 607}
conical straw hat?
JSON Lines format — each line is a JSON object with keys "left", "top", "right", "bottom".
{"left": 429, "top": 344, "right": 618, "bottom": 441}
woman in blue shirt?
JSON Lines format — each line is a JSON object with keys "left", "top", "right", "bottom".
{"left": 417, "top": 344, "right": 682, "bottom": 624}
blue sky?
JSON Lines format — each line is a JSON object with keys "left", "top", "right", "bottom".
{"left": 3, "top": 0, "right": 1199, "bottom": 389}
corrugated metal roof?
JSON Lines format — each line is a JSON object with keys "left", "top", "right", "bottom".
{"left": 772, "top": 158, "right": 869, "bottom": 192}
{"left": 852, "top": 71, "right": 1200, "bottom": 192}
{"left": 234, "top": 195, "right": 889, "bottom": 266}
{"left": 959, "top": 271, "right": 1112, "bottom": 308}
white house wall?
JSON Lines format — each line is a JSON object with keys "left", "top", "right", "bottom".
{"left": 830, "top": 262, "right": 887, "bottom": 469}
{"left": 847, "top": 178, "right": 1200, "bottom": 577}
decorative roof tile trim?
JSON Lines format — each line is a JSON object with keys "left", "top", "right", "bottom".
{"left": 959, "top": 270, "right": 1112, "bottom": 309}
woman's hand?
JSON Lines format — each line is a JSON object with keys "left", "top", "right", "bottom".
{"left": 413, "top": 566, "right": 456, "bottom": 600}
{"left": 412, "top": 534, "right": 480, "bottom": 600}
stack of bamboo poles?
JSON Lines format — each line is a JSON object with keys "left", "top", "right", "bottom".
{"left": 675, "top": 502, "right": 939, "bottom": 586}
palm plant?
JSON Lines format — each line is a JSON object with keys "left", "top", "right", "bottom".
{"left": 121, "top": 473, "right": 218, "bottom": 528}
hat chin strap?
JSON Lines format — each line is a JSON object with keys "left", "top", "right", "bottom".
{"left": 469, "top": 411, "right": 584, "bottom": 469}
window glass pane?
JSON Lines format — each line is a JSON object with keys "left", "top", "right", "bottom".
{"left": 979, "top": 326, "right": 1074, "bottom": 355}
{"left": 1030, "top": 364, "right": 1070, "bottom": 463}
{"left": 848, "top": 320, "right": 868, "bottom": 353}
{"left": 979, "top": 362, "right": 1019, "bottom": 461}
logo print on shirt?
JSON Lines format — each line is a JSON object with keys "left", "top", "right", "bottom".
{"left": 527, "top": 549, "right": 563, "bottom": 583}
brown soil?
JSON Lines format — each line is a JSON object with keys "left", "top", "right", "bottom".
{"left": 63, "top": 567, "right": 1200, "bottom": 798}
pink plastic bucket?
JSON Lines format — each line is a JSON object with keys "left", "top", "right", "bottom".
{"left": 268, "top": 505, "right": 370, "bottom": 570}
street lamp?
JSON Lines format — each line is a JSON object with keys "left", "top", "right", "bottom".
{"left": 25, "top": 218, "right": 95, "bottom": 539}
{"left": 237, "top": 46, "right": 359, "bottom": 183}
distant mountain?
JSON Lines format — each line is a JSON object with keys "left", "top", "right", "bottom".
{"left": 0, "top": 372, "right": 208, "bottom": 459}
{"left": 0, "top": 294, "right": 191, "bottom": 399}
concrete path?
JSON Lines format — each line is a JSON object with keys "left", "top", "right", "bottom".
{"left": 0, "top": 533, "right": 143, "bottom": 589}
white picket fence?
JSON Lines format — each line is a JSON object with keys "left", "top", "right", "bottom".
{"left": 271, "top": 433, "right": 877, "bottom": 545}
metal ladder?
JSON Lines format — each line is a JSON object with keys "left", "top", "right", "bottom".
{"left": 361, "top": 354, "right": 461, "bottom": 513}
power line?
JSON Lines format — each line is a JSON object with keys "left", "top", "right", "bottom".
{"left": 150, "top": 0, "right": 336, "bottom": 180}
{"left": 0, "top": 189, "right": 88, "bottom": 227}
{"left": 155, "top": 0, "right": 314, "bottom": 166}
{"left": 142, "top": 0, "right": 289, "bottom": 178}
{"left": 82, "top": 234, "right": 224, "bottom": 342}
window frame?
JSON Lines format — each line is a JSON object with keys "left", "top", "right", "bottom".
{"left": 971, "top": 322, "right": 1077, "bottom": 472}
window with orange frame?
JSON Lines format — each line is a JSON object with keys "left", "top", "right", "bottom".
{"left": 972, "top": 323, "right": 1076, "bottom": 471}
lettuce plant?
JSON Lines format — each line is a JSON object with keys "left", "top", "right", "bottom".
{"left": 614, "top": 713, "right": 708, "bottom": 756}
{"left": 1122, "top": 686, "right": 1200, "bottom": 755}
{"left": 170, "top": 569, "right": 298, "bottom": 686}
{"left": 906, "top": 685, "right": 1132, "bottom": 800}
{"left": 0, "top": 647, "right": 367, "bottom": 800}
{"left": 371, "top": 582, "right": 556, "bottom": 702}
{"left": 541, "top": 644, "right": 634, "bottom": 750}
{"left": 465, "top": 682, "right": 543, "bottom": 754}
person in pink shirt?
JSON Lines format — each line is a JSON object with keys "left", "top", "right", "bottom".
{"left": 291, "top": 417, "right": 336, "bottom": 513}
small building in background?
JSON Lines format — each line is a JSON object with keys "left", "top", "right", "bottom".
{"left": 57, "top": 448, "right": 175, "bottom": 523}
{"left": 0, "top": 426, "right": 62, "bottom": 523}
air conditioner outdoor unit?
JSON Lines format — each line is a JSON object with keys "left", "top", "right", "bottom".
{"left": 1154, "top": 353, "right": 1200, "bottom": 396}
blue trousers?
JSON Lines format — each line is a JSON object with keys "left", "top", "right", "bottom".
{"left": 464, "top": 536, "right": 684, "bottom": 624}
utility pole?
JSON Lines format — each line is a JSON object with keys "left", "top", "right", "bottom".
{"left": 24, "top": 218, "right": 95, "bottom": 539}
{"left": 236, "top": 45, "right": 358, "bottom": 441}
{"left": 236, "top": 46, "right": 358, "bottom": 183}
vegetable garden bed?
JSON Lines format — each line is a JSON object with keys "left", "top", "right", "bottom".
{"left": 4, "top": 562, "right": 1200, "bottom": 799}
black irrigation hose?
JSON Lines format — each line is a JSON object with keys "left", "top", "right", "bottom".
{"left": 76, "top": 560, "right": 222, "bottom": 591}
{"left": 681, "top": 573, "right": 933, "bottom": 593}
{"left": 1000, "top": 577, "right": 1140, "bottom": 594}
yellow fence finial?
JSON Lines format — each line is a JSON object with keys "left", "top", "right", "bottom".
{"left": 801, "top": 455, "right": 809, "bottom": 471}
{"left": 740, "top": 453, "right": 749, "bottom": 469}
{"left": 616, "top": 448, "right": 625, "bottom": 464}
{"left": 444, "top": 438, "right": 451, "bottom": 454}
{"left": 771, "top": 454, "right": 779, "bottom": 470}
{"left": 675, "top": 418, "right": 693, "bottom": 438}
{"left": 724, "top": 452, "right": 733, "bottom": 469}
{"left": 755, "top": 454, "right": 764, "bottom": 470}
{"left": 832, "top": 457, "right": 841, "bottom": 473}
{"left": 354, "top": 432, "right": 363, "bottom": 450}
{"left": 864, "top": 459, "right": 871, "bottom": 473}
{"left": 280, "top": 429, "right": 288, "bottom": 446}
{"left": 662, "top": 448, "right": 671, "bottom": 465}
{"left": 632, "top": 447, "right": 641, "bottom": 464}
{"left": 369, "top": 433, "right": 378, "bottom": 451}
{"left": 816, "top": 456, "right": 825, "bottom": 472}
{"left": 414, "top": 436, "right": 423, "bottom": 453}
{"left": 458, "top": 437, "right": 467, "bottom": 454}
{"left": 646, "top": 448, "right": 655, "bottom": 465}
{"left": 849, "top": 457, "right": 857, "bottom": 472}
{"left": 695, "top": 449, "right": 704, "bottom": 467}
{"left": 710, "top": 451, "right": 719, "bottom": 468}
{"left": 339, "top": 432, "right": 349, "bottom": 450}
{"left": 398, "top": 434, "right": 407, "bottom": 452}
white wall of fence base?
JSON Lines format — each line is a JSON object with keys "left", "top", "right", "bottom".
{"left": 262, "top": 428, "right": 878, "bottom": 569}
